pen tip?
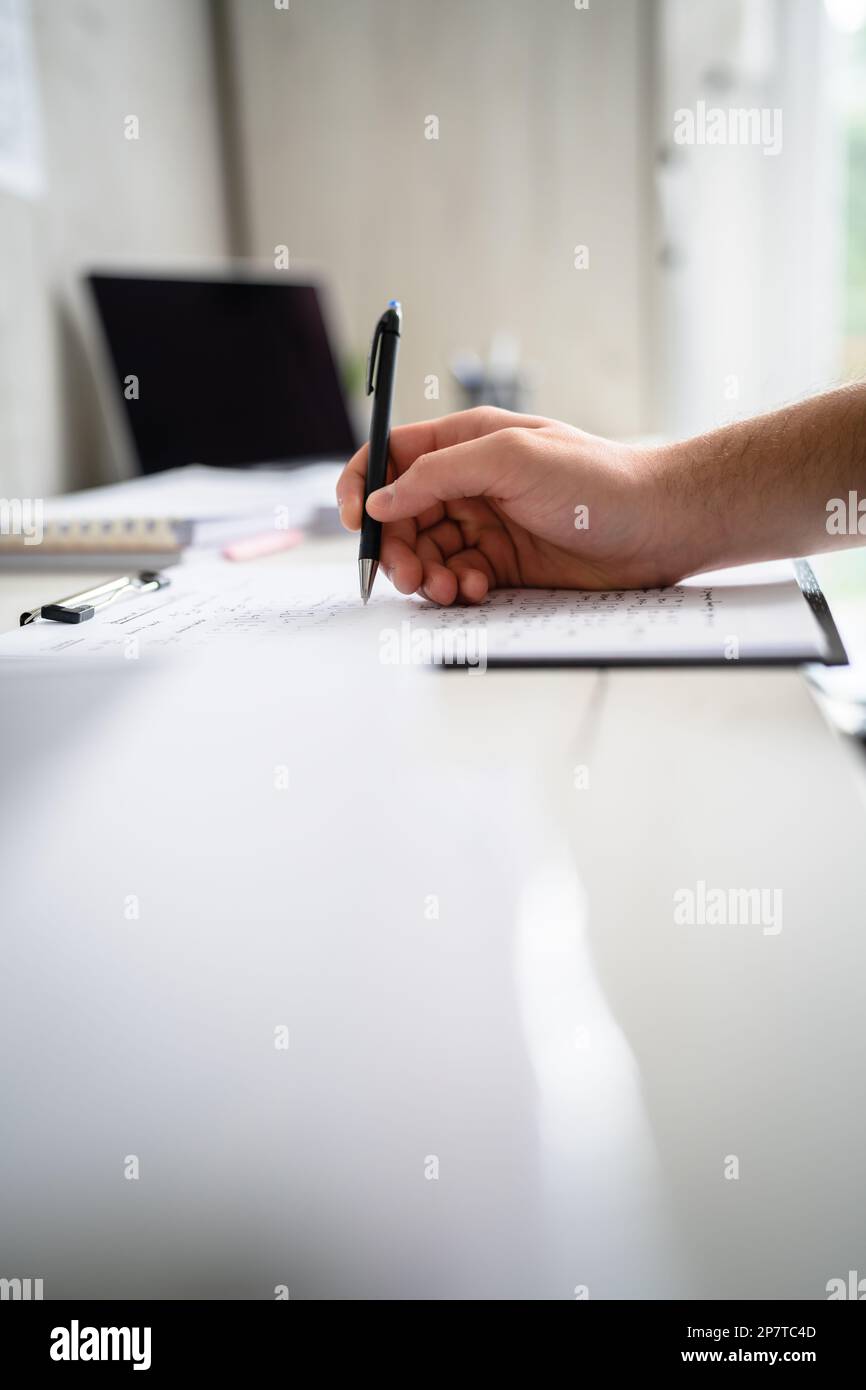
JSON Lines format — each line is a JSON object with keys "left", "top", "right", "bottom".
{"left": 359, "top": 558, "right": 378, "bottom": 605}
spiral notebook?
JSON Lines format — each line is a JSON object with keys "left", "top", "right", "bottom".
{"left": 0, "top": 516, "right": 184, "bottom": 567}
{"left": 0, "top": 463, "right": 342, "bottom": 567}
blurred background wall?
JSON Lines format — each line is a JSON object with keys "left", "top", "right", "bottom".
{"left": 1, "top": 0, "right": 865, "bottom": 500}
{"left": 219, "top": 0, "right": 654, "bottom": 439}
{"left": 0, "top": 0, "right": 228, "bottom": 498}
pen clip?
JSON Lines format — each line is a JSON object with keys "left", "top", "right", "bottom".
{"left": 366, "top": 301, "right": 402, "bottom": 395}
{"left": 366, "top": 316, "right": 386, "bottom": 396}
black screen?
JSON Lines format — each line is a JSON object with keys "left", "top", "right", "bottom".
{"left": 88, "top": 274, "right": 357, "bottom": 473}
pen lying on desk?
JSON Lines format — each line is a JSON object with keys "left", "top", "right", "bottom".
{"left": 19, "top": 570, "right": 171, "bottom": 627}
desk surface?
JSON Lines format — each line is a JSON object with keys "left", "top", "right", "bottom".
{"left": 2, "top": 538, "right": 865, "bottom": 1299}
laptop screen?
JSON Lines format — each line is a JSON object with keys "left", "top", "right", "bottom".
{"left": 88, "top": 274, "right": 357, "bottom": 473}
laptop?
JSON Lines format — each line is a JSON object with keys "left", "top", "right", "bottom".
{"left": 87, "top": 272, "right": 358, "bottom": 476}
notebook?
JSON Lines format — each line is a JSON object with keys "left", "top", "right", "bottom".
{"left": 0, "top": 463, "right": 342, "bottom": 567}
{"left": 0, "top": 556, "right": 847, "bottom": 667}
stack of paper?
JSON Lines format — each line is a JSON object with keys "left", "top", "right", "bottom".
{"left": 0, "top": 463, "right": 342, "bottom": 568}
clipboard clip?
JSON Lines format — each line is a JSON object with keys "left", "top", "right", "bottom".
{"left": 19, "top": 571, "right": 170, "bottom": 627}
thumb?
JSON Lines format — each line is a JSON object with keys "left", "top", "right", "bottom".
{"left": 366, "top": 429, "right": 525, "bottom": 522}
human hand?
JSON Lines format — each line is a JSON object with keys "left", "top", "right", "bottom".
{"left": 337, "top": 407, "right": 674, "bottom": 604}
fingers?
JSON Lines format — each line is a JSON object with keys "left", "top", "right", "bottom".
{"left": 336, "top": 406, "right": 548, "bottom": 606}
{"left": 336, "top": 443, "right": 368, "bottom": 531}
{"left": 366, "top": 429, "right": 529, "bottom": 523}
{"left": 380, "top": 532, "right": 422, "bottom": 594}
{"left": 446, "top": 548, "right": 494, "bottom": 604}
{"left": 423, "top": 517, "right": 464, "bottom": 559}
{"left": 386, "top": 406, "right": 545, "bottom": 470}
{"left": 336, "top": 406, "right": 545, "bottom": 530}
{"left": 415, "top": 533, "right": 459, "bottom": 605}
{"left": 415, "top": 528, "right": 494, "bottom": 607}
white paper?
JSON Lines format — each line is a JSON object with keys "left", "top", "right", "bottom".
{"left": 44, "top": 463, "right": 343, "bottom": 528}
{"left": 0, "top": 557, "right": 831, "bottom": 665}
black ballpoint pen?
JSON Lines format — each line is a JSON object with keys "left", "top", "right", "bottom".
{"left": 359, "top": 299, "right": 402, "bottom": 603}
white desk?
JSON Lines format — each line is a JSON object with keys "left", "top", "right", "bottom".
{"left": 2, "top": 537, "right": 865, "bottom": 1299}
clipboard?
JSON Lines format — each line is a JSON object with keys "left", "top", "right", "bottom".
{"left": 422, "top": 560, "right": 849, "bottom": 670}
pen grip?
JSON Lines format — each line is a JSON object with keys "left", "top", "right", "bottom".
{"left": 360, "top": 331, "right": 399, "bottom": 561}
{"left": 359, "top": 512, "right": 383, "bottom": 561}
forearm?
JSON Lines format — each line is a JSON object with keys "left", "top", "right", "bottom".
{"left": 652, "top": 383, "right": 866, "bottom": 580}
